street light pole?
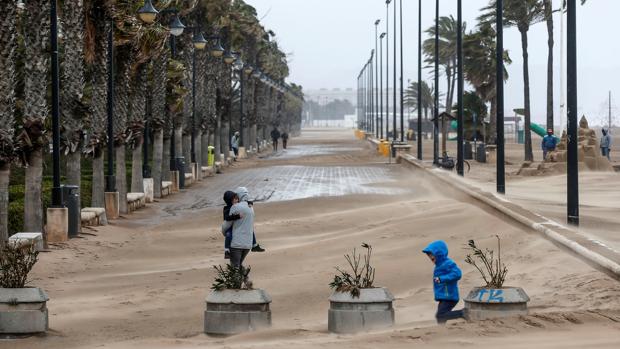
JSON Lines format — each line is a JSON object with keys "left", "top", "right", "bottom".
{"left": 375, "top": 20, "right": 380, "bottom": 139}
{"left": 240, "top": 68, "right": 245, "bottom": 148}
{"left": 456, "top": 0, "right": 464, "bottom": 176}
{"left": 50, "top": 0, "right": 62, "bottom": 207}
{"left": 567, "top": 0, "right": 579, "bottom": 226}
{"left": 496, "top": 0, "right": 506, "bottom": 194}
{"left": 191, "top": 39, "right": 197, "bottom": 163}
{"left": 169, "top": 35, "right": 177, "bottom": 173}
{"left": 143, "top": 85, "right": 151, "bottom": 178}
{"left": 386, "top": 0, "right": 391, "bottom": 140}
{"left": 106, "top": 19, "right": 116, "bottom": 192}
{"left": 380, "top": 33, "right": 386, "bottom": 140}
{"left": 393, "top": 0, "right": 397, "bottom": 142}
{"left": 399, "top": 0, "right": 404, "bottom": 142}
{"left": 433, "top": 0, "right": 439, "bottom": 165}
{"left": 417, "top": 0, "right": 423, "bottom": 159}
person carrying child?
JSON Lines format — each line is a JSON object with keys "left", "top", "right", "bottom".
{"left": 422, "top": 240, "right": 465, "bottom": 324}
{"left": 221, "top": 189, "right": 265, "bottom": 261}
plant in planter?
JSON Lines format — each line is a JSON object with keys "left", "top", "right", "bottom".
{"left": 0, "top": 244, "right": 49, "bottom": 334}
{"left": 204, "top": 265, "right": 271, "bottom": 335}
{"left": 328, "top": 243, "right": 395, "bottom": 334}
{"left": 463, "top": 236, "right": 530, "bottom": 321}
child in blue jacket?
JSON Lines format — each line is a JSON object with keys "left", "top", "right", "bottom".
{"left": 423, "top": 240, "right": 464, "bottom": 324}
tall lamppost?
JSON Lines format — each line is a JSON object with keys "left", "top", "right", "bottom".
{"left": 417, "top": 0, "right": 423, "bottom": 159}
{"left": 380, "top": 32, "right": 386, "bottom": 139}
{"left": 385, "top": 0, "right": 391, "bottom": 140}
{"left": 375, "top": 20, "right": 381, "bottom": 138}
{"left": 399, "top": 0, "right": 404, "bottom": 142}
{"left": 433, "top": 0, "right": 440, "bottom": 165}
{"left": 392, "top": 0, "right": 397, "bottom": 142}
{"left": 191, "top": 29, "right": 208, "bottom": 164}
{"left": 496, "top": 0, "right": 506, "bottom": 194}
{"left": 105, "top": 17, "right": 116, "bottom": 194}
{"left": 50, "top": 0, "right": 62, "bottom": 207}
{"left": 456, "top": 0, "right": 464, "bottom": 176}
{"left": 567, "top": 0, "right": 579, "bottom": 226}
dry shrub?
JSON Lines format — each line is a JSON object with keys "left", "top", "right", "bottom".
{"left": 0, "top": 243, "right": 39, "bottom": 288}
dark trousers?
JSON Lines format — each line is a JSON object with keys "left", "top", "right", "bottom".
{"left": 225, "top": 230, "right": 257, "bottom": 250}
{"left": 272, "top": 139, "right": 278, "bottom": 151}
{"left": 436, "top": 300, "right": 464, "bottom": 324}
{"left": 229, "top": 248, "right": 250, "bottom": 268}
{"left": 233, "top": 147, "right": 239, "bottom": 157}
{"left": 283, "top": 139, "right": 288, "bottom": 149}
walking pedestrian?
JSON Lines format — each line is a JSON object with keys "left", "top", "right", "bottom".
{"left": 271, "top": 127, "right": 281, "bottom": 152}
{"left": 542, "top": 129, "right": 558, "bottom": 160}
{"left": 601, "top": 128, "right": 612, "bottom": 161}
{"left": 282, "top": 131, "right": 289, "bottom": 149}
{"left": 231, "top": 131, "right": 240, "bottom": 158}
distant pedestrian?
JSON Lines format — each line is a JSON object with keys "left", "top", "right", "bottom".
{"left": 542, "top": 129, "right": 558, "bottom": 160}
{"left": 231, "top": 131, "right": 240, "bottom": 158}
{"left": 601, "top": 128, "right": 611, "bottom": 161}
{"left": 423, "top": 240, "right": 465, "bottom": 325}
{"left": 271, "top": 127, "right": 281, "bottom": 152}
{"left": 282, "top": 131, "right": 289, "bottom": 149}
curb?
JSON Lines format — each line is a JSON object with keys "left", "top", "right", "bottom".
{"left": 397, "top": 152, "right": 620, "bottom": 278}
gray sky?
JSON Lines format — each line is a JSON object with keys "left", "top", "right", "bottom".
{"left": 247, "top": 0, "right": 620, "bottom": 126}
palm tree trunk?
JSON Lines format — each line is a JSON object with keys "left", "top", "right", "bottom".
{"left": 92, "top": 149, "right": 105, "bottom": 207}
{"left": 162, "top": 136, "right": 171, "bottom": 181}
{"left": 0, "top": 165, "right": 9, "bottom": 245}
{"left": 131, "top": 142, "right": 143, "bottom": 193}
{"left": 520, "top": 29, "right": 534, "bottom": 162}
{"left": 115, "top": 145, "right": 128, "bottom": 214}
{"left": 24, "top": 149, "right": 43, "bottom": 232}
{"left": 201, "top": 131, "right": 209, "bottom": 165}
{"left": 183, "top": 134, "right": 191, "bottom": 172}
{"left": 196, "top": 130, "right": 203, "bottom": 169}
{"left": 214, "top": 114, "right": 222, "bottom": 158}
{"left": 544, "top": 0, "right": 554, "bottom": 131}
{"left": 153, "top": 130, "right": 163, "bottom": 198}
{"left": 66, "top": 151, "right": 81, "bottom": 217}
{"left": 174, "top": 127, "right": 183, "bottom": 163}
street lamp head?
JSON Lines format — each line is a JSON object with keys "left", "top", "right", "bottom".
{"left": 375, "top": 19, "right": 381, "bottom": 25}
{"left": 386, "top": 0, "right": 392, "bottom": 4}
{"left": 210, "top": 38, "right": 225, "bottom": 57}
{"left": 137, "top": 0, "right": 159, "bottom": 24}
{"left": 223, "top": 50, "right": 235, "bottom": 65}
{"left": 244, "top": 65, "right": 254, "bottom": 75}
{"left": 193, "top": 31, "right": 207, "bottom": 50}
{"left": 233, "top": 55, "right": 244, "bottom": 70}
{"left": 380, "top": 32, "right": 386, "bottom": 39}
{"left": 252, "top": 69, "right": 261, "bottom": 79}
{"left": 169, "top": 15, "right": 186, "bottom": 37}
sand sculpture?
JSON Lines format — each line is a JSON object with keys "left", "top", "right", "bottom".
{"left": 518, "top": 116, "right": 613, "bottom": 176}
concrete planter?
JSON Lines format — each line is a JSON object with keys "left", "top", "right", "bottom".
{"left": 464, "top": 287, "right": 530, "bottom": 321}
{"left": 328, "top": 287, "right": 395, "bottom": 334}
{"left": 0, "top": 288, "right": 49, "bottom": 334}
{"left": 204, "top": 289, "right": 271, "bottom": 335}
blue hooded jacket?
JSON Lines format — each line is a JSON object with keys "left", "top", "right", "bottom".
{"left": 423, "top": 240, "right": 462, "bottom": 302}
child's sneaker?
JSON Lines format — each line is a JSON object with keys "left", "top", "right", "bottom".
{"left": 224, "top": 250, "right": 231, "bottom": 259}
{"left": 251, "top": 244, "right": 265, "bottom": 252}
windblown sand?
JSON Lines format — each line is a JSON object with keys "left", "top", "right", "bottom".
{"left": 5, "top": 129, "right": 620, "bottom": 349}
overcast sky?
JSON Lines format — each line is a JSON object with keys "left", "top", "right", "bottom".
{"left": 247, "top": 0, "right": 619, "bottom": 126}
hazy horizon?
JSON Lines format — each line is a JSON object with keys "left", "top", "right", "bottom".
{"left": 247, "top": 0, "right": 619, "bottom": 126}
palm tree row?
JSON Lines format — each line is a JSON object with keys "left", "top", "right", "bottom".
{"left": 0, "top": 0, "right": 304, "bottom": 244}
{"left": 407, "top": 0, "right": 586, "bottom": 162}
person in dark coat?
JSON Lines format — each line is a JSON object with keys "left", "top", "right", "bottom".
{"left": 282, "top": 131, "right": 289, "bottom": 149}
{"left": 271, "top": 127, "right": 281, "bottom": 152}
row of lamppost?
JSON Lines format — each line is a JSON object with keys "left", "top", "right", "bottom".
{"left": 357, "top": 0, "right": 580, "bottom": 226}
{"left": 48, "top": 0, "right": 298, "bottom": 205}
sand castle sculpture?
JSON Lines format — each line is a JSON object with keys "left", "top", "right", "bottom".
{"left": 518, "top": 116, "right": 613, "bottom": 176}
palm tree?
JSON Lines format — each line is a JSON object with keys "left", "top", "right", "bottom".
{"left": 18, "top": 0, "right": 51, "bottom": 232}
{"left": 404, "top": 81, "right": 437, "bottom": 122}
{"left": 61, "top": 0, "right": 88, "bottom": 218}
{"left": 481, "top": 0, "right": 545, "bottom": 162}
{"left": 0, "top": 0, "right": 18, "bottom": 244}
{"left": 543, "top": 0, "right": 554, "bottom": 131}
{"left": 463, "top": 22, "right": 511, "bottom": 143}
{"left": 151, "top": 52, "right": 167, "bottom": 198}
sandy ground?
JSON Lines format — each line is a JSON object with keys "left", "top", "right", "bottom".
{"left": 4, "top": 129, "right": 620, "bottom": 349}
{"left": 405, "top": 133, "right": 620, "bottom": 254}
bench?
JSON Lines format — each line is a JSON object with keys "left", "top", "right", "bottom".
{"left": 81, "top": 207, "right": 108, "bottom": 226}
{"left": 161, "top": 181, "right": 172, "bottom": 197}
{"left": 9, "top": 232, "right": 44, "bottom": 251}
{"left": 184, "top": 172, "right": 194, "bottom": 186}
{"left": 201, "top": 166, "right": 215, "bottom": 177}
{"left": 127, "top": 192, "right": 146, "bottom": 212}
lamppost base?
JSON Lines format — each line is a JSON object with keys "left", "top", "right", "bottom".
{"left": 104, "top": 192, "right": 120, "bottom": 220}
{"left": 46, "top": 207, "right": 68, "bottom": 243}
{"left": 142, "top": 178, "right": 154, "bottom": 203}
{"left": 105, "top": 175, "right": 116, "bottom": 193}
{"left": 191, "top": 163, "right": 200, "bottom": 182}
{"left": 238, "top": 147, "right": 247, "bottom": 159}
{"left": 171, "top": 171, "right": 180, "bottom": 192}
